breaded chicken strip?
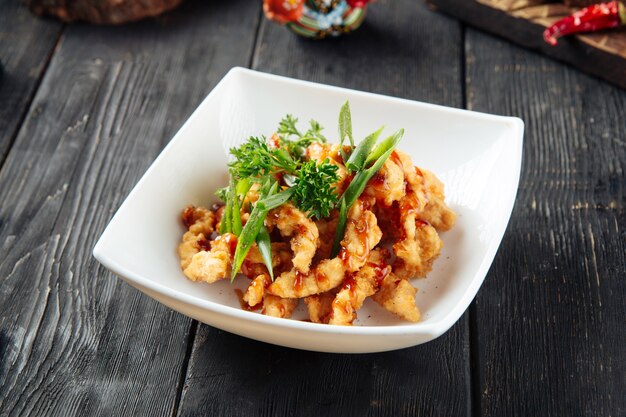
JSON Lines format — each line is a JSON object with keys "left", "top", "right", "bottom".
{"left": 340, "top": 199, "right": 383, "bottom": 273}
{"left": 393, "top": 150, "right": 456, "bottom": 231}
{"left": 262, "top": 294, "right": 298, "bottom": 318}
{"left": 393, "top": 206, "right": 443, "bottom": 280}
{"left": 372, "top": 273, "right": 421, "bottom": 322}
{"left": 420, "top": 169, "right": 456, "bottom": 231}
{"left": 268, "top": 258, "right": 345, "bottom": 298}
{"left": 304, "top": 292, "right": 335, "bottom": 323}
{"left": 363, "top": 157, "right": 406, "bottom": 207}
{"left": 267, "top": 203, "right": 319, "bottom": 274}
{"left": 243, "top": 274, "right": 270, "bottom": 307}
{"left": 183, "top": 233, "right": 237, "bottom": 283}
{"left": 329, "top": 249, "right": 391, "bottom": 326}
{"left": 178, "top": 206, "right": 216, "bottom": 270}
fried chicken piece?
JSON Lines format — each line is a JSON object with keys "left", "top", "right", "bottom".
{"left": 393, "top": 211, "right": 443, "bottom": 280}
{"left": 179, "top": 232, "right": 204, "bottom": 270}
{"left": 363, "top": 157, "right": 406, "bottom": 207}
{"left": 304, "top": 292, "right": 335, "bottom": 323}
{"left": 268, "top": 258, "right": 345, "bottom": 298}
{"left": 393, "top": 150, "right": 430, "bottom": 211}
{"left": 266, "top": 203, "right": 319, "bottom": 274}
{"left": 328, "top": 249, "right": 391, "bottom": 326}
{"left": 262, "top": 294, "right": 298, "bottom": 318}
{"left": 178, "top": 206, "right": 216, "bottom": 270}
{"left": 183, "top": 233, "right": 237, "bottom": 284}
{"left": 372, "top": 272, "right": 421, "bottom": 322}
{"left": 340, "top": 199, "right": 383, "bottom": 273}
{"left": 420, "top": 168, "right": 456, "bottom": 231}
{"left": 243, "top": 274, "right": 271, "bottom": 307}
{"left": 393, "top": 150, "right": 456, "bottom": 231}
{"left": 182, "top": 206, "right": 215, "bottom": 236}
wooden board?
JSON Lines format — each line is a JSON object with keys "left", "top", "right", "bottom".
{"left": 175, "top": 1, "right": 472, "bottom": 416}
{"left": 466, "top": 28, "right": 626, "bottom": 417}
{"left": 0, "top": 1, "right": 261, "bottom": 415}
{"left": 0, "top": 0, "right": 63, "bottom": 163}
{"left": 427, "top": 0, "right": 626, "bottom": 89}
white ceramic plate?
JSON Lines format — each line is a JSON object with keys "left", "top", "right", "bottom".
{"left": 93, "top": 67, "right": 524, "bottom": 353}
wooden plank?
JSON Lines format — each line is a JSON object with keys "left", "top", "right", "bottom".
{"left": 0, "top": 1, "right": 261, "bottom": 416}
{"left": 176, "top": 2, "right": 471, "bottom": 417}
{"left": 466, "top": 29, "right": 626, "bottom": 417}
{"left": 0, "top": 0, "right": 63, "bottom": 164}
{"left": 428, "top": 0, "right": 626, "bottom": 90}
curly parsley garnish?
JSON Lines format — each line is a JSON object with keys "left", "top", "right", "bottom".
{"left": 292, "top": 159, "right": 339, "bottom": 219}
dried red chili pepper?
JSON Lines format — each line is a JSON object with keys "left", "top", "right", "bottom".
{"left": 543, "top": 1, "right": 626, "bottom": 45}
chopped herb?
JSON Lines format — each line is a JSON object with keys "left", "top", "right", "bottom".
{"left": 292, "top": 159, "right": 339, "bottom": 219}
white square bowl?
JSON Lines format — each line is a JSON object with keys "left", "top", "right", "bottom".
{"left": 93, "top": 67, "right": 524, "bottom": 353}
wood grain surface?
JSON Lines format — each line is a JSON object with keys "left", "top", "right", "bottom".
{"left": 0, "top": 1, "right": 63, "bottom": 163}
{"left": 0, "top": 0, "right": 624, "bottom": 416}
{"left": 0, "top": 1, "right": 260, "bottom": 415}
{"left": 466, "top": 29, "right": 626, "bottom": 417}
{"left": 175, "top": 2, "right": 471, "bottom": 417}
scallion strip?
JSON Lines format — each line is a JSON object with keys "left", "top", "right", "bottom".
{"left": 220, "top": 176, "right": 236, "bottom": 234}
{"left": 257, "top": 187, "right": 295, "bottom": 210}
{"left": 364, "top": 129, "right": 404, "bottom": 167}
{"left": 344, "top": 126, "right": 384, "bottom": 172}
{"left": 231, "top": 204, "right": 268, "bottom": 281}
{"left": 256, "top": 225, "right": 274, "bottom": 281}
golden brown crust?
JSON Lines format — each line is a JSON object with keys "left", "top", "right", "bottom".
{"left": 304, "top": 292, "right": 335, "bottom": 323}
{"left": 372, "top": 273, "right": 421, "bottom": 322}
{"left": 266, "top": 203, "right": 319, "bottom": 274}
{"left": 243, "top": 274, "right": 270, "bottom": 307}
{"left": 328, "top": 249, "right": 390, "bottom": 326}
{"left": 262, "top": 294, "right": 298, "bottom": 318}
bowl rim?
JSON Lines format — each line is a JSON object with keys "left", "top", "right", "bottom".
{"left": 93, "top": 67, "right": 524, "bottom": 338}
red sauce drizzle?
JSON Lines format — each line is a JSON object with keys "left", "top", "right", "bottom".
{"left": 196, "top": 237, "right": 211, "bottom": 252}
{"left": 219, "top": 233, "right": 238, "bottom": 254}
{"left": 390, "top": 151, "right": 404, "bottom": 171}
{"left": 343, "top": 276, "right": 358, "bottom": 298}
{"left": 339, "top": 247, "right": 349, "bottom": 263}
{"left": 234, "top": 289, "right": 262, "bottom": 311}
{"left": 182, "top": 206, "right": 196, "bottom": 229}
{"left": 297, "top": 224, "right": 314, "bottom": 241}
{"left": 371, "top": 173, "right": 386, "bottom": 187}
{"left": 416, "top": 219, "right": 429, "bottom": 229}
{"left": 315, "top": 269, "right": 328, "bottom": 285}
{"left": 294, "top": 270, "right": 306, "bottom": 293}
{"left": 399, "top": 191, "right": 419, "bottom": 218}
{"left": 370, "top": 263, "right": 391, "bottom": 287}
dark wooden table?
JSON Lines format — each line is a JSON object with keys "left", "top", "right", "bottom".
{"left": 1, "top": 1, "right": 624, "bottom": 416}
